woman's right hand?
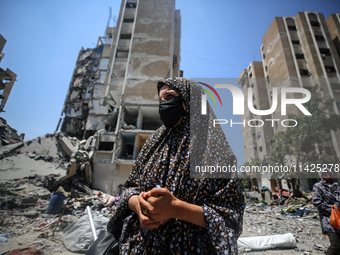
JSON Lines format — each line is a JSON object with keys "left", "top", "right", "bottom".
{"left": 128, "top": 194, "right": 163, "bottom": 230}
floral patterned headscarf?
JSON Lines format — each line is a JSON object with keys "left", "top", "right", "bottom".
{"left": 107, "top": 77, "right": 244, "bottom": 254}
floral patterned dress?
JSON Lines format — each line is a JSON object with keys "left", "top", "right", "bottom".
{"left": 107, "top": 78, "right": 245, "bottom": 254}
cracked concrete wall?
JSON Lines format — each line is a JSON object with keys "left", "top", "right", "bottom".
{"left": 124, "top": 0, "right": 180, "bottom": 103}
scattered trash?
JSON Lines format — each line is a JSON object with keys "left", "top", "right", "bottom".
{"left": 0, "top": 236, "right": 8, "bottom": 243}
{"left": 45, "top": 191, "right": 65, "bottom": 214}
{"left": 238, "top": 233, "right": 296, "bottom": 250}
{"left": 6, "top": 247, "right": 43, "bottom": 255}
{"left": 63, "top": 214, "right": 109, "bottom": 253}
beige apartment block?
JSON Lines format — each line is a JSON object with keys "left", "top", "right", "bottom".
{"left": 238, "top": 12, "right": 340, "bottom": 191}
{"left": 60, "top": 0, "right": 181, "bottom": 194}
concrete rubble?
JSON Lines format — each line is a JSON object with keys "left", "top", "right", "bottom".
{"left": 0, "top": 129, "right": 332, "bottom": 254}
{"left": 239, "top": 199, "right": 330, "bottom": 254}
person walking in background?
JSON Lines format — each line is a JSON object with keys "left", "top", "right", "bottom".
{"left": 313, "top": 168, "right": 340, "bottom": 255}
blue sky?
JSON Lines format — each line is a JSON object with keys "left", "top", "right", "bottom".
{"left": 0, "top": 0, "right": 339, "bottom": 165}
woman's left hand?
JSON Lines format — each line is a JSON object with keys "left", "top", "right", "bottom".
{"left": 139, "top": 188, "right": 177, "bottom": 223}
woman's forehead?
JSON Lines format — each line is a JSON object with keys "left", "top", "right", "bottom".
{"left": 160, "top": 84, "right": 172, "bottom": 92}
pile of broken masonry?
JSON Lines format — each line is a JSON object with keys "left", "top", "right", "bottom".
{"left": 0, "top": 122, "right": 332, "bottom": 254}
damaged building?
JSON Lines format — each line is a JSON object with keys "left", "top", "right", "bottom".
{"left": 0, "top": 34, "right": 16, "bottom": 114}
{"left": 59, "top": 0, "right": 182, "bottom": 194}
{"left": 0, "top": 34, "right": 23, "bottom": 147}
{"left": 238, "top": 12, "right": 340, "bottom": 192}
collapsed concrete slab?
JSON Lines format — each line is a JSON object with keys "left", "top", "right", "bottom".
{"left": 0, "top": 117, "right": 23, "bottom": 147}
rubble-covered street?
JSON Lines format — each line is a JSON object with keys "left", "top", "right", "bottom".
{"left": 0, "top": 174, "right": 330, "bottom": 254}
{"left": 240, "top": 201, "right": 329, "bottom": 254}
{"left": 0, "top": 120, "right": 329, "bottom": 255}
{"left": 0, "top": 132, "right": 330, "bottom": 254}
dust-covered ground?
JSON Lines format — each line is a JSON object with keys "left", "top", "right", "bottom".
{"left": 0, "top": 133, "right": 330, "bottom": 255}
{"left": 0, "top": 176, "right": 329, "bottom": 255}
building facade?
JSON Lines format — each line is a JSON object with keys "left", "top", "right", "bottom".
{"left": 238, "top": 12, "right": 340, "bottom": 191}
{"left": 0, "top": 34, "right": 17, "bottom": 114}
{"left": 59, "top": 0, "right": 181, "bottom": 194}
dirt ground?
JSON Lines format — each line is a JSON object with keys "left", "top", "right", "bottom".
{"left": 0, "top": 135, "right": 331, "bottom": 254}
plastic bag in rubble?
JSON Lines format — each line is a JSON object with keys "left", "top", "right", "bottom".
{"left": 237, "top": 233, "right": 296, "bottom": 250}
{"left": 63, "top": 213, "right": 109, "bottom": 253}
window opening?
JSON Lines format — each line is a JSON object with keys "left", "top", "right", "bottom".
{"left": 325, "top": 66, "right": 336, "bottom": 73}
{"left": 98, "top": 142, "right": 114, "bottom": 151}
{"left": 126, "top": 2, "right": 137, "bottom": 8}
{"left": 310, "top": 21, "right": 320, "bottom": 26}
{"left": 320, "top": 48, "right": 331, "bottom": 56}
{"left": 295, "top": 53, "right": 305, "bottom": 59}
{"left": 299, "top": 69, "right": 310, "bottom": 76}
{"left": 117, "top": 133, "right": 135, "bottom": 159}
{"left": 123, "top": 18, "right": 134, "bottom": 23}
{"left": 120, "top": 34, "right": 132, "bottom": 40}
{"left": 315, "top": 35, "right": 325, "bottom": 41}
{"left": 288, "top": 25, "right": 297, "bottom": 31}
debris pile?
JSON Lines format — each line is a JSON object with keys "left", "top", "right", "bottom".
{"left": 0, "top": 131, "right": 332, "bottom": 254}
{"left": 0, "top": 174, "right": 118, "bottom": 254}
{"left": 0, "top": 117, "right": 23, "bottom": 147}
{"left": 239, "top": 199, "right": 330, "bottom": 254}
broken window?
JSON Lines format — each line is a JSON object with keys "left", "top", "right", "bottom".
{"left": 310, "top": 21, "right": 320, "bottom": 27}
{"left": 117, "top": 133, "right": 135, "bottom": 160}
{"left": 108, "top": 105, "right": 115, "bottom": 114}
{"left": 126, "top": 2, "right": 137, "bottom": 8}
{"left": 123, "top": 18, "right": 134, "bottom": 23}
{"left": 123, "top": 108, "right": 138, "bottom": 128}
{"left": 299, "top": 69, "right": 310, "bottom": 76}
{"left": 288, "top": 25, "right": 297, "bottom": 31}
{"left": 259, "top": 146, "right": 263, "bottom": 152}
{"left": 82, "top": 103, "right": 89, "bottom": 120}
{"left": 120, "top": 34, "right": 132, "bottom": 40}
{"left": 320, "top": 48, "right": 331, "bottom": 56}
{"left": 325, "top": 66, "right": 336, "bottom": 73}
{"left": 295, "top": 53, "right": 305, "bottom": 59}
{"left": 98, "top": 142, "right": 114, "bottom": 151}
{"left": 315, "top": 35, "right": 325, "bottom": 41}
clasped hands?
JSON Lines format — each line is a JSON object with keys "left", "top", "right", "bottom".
{"left": 128, "top": 188, "right": 178, "bottom": 230}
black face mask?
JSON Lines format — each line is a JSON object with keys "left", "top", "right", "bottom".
{"left": 159, "top": 96, "right": 186, "bottom": 128}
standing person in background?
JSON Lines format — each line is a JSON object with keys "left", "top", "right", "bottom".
{"left": 107, "top": 77, "right": 245, "bottom": 254}
{"left": 313, "top": 168, "right": 340, "bottom": 255}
